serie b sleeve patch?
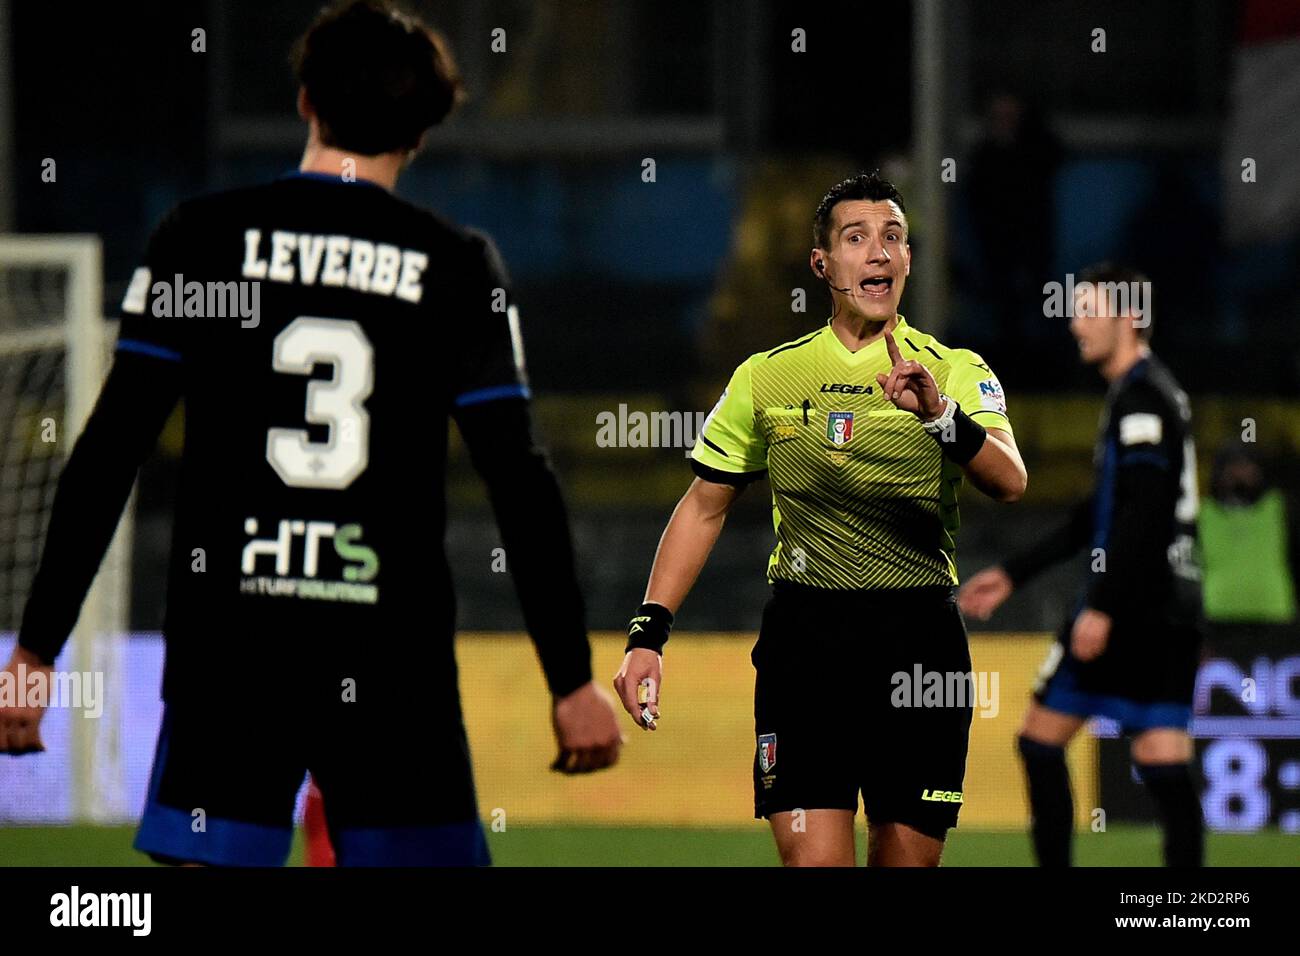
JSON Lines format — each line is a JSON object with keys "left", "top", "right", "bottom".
{"left": 1119, "top": 412, "right": 1163, "bottom": 446}
{"left": 977, "top": 378, "right": 1006, "bottom": 414}
{"left": 121, "top": 267, "right": 151, "bottom": 315}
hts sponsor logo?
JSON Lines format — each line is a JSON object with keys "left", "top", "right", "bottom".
{"left": 240, "top": 517, "right": 380, "bottom": 604}
{"left": 50, "top": 886, "right": 151, "bottom": 936}
{"left": 0, "top": 665, "right": 103, "bottom": 718}
{"left": 890, "top": 666, "right": 1000, "bottom": 718}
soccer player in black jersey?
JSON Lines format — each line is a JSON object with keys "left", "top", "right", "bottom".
{"left": 961, "top": 264, "right": 1204, "bottom": 866}
{"left": 0, "top": 0, "right": 622, "bottom": 866}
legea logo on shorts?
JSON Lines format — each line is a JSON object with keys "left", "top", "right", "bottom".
{"left": 921, "top": 789, "right": 963, "bottom": 803}
{"left": 890, "top": 665, "right": 1000, "bottom": 718}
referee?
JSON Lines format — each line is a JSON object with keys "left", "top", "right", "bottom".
{"left": 960, "top": 265, "right": 1204, "bottom": 867}
{"left": 614, "top": 172, "right": 1028, "bottom": 867}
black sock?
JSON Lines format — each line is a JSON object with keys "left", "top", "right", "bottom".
{"left": 1136, "top": 761, "right": 1204, "bottom": 867}
{"left": 1017, "top": 736, "right": 1073, "bottom": 867}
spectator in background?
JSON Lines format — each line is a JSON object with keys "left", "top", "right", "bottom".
{"left": 960, "top": 93, "right": 1063, "bottom": 383}
{"left": 1199, "top": 447, "right": 1297, "bottom": 626}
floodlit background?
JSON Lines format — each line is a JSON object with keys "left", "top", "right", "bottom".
{"left": 0, "top": 0, "right": 1297, "bottom": 865}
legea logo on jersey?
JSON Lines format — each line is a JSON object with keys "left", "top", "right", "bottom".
{"left": 826, "top": 411, "right": 854, "bottom": 445}
{"left": 239, "top": 518, "right": 380, "bottom": 604}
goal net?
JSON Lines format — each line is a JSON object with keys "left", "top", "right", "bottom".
{"left": 0, "top": 235, "right": 131, "bottom": 823}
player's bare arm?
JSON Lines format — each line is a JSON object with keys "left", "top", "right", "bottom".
{"left": 613, "top": 477, "right": 744, "bottom": 729}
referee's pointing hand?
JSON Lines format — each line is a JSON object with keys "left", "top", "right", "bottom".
{"left": 876, "top": 329, "right": 943, "bottom": 420}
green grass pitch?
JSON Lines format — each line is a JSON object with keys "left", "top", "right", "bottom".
{"left": 0, "top": 824, "right": 1294, "bottom": 866}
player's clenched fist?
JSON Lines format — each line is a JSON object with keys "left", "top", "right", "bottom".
{"left": 0, "top": 646, "right": 51, "bottom": 755}
{"left": 551, "top": 682, "right": 624, "bottom": 774}
{"left": 875, "top": 329, "right": 944, "bottom": 420}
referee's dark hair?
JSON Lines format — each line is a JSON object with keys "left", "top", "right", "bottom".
{"left": 813, "top": 171, "right": 908, "bottom": 249}
{"left": 293, "top": 0, "right": 465, "bottom": 156}
{"left": 1078, "top": 262, "right": 1153, "bottom": 342}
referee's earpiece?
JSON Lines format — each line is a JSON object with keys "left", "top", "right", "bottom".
{"left": 817, "top": 259, "right": 852, "bottom": 295}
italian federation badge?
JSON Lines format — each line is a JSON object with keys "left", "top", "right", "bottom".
{"left": 758, "top": 733, "right": 777, "bottom": 773}
{"left": 826, "top": 410, "right": 854, "bottom": 446}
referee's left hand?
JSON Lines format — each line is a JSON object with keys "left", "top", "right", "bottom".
{"left": 1070, "top": 608, "right": 1112, "bottom": 662}
{"left": 876, "top": 329, "right": 944, "bottom": 420}
{"left": 550, "top": 681, "right": 624, "bottom": 774}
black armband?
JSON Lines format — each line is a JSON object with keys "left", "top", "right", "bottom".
{"left": 626, "top": 602, "right": 674, "bottom": 654}
{"left": 921, "top": 397, "right": 987, "bottom": 465}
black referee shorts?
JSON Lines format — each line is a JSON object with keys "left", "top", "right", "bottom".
{"left": 752, "top": 581, "right": 974, "bottom": 840}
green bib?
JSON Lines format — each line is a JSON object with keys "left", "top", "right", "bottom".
{"left": 1199, "top": 490, "right": 1297, "bottom": 623}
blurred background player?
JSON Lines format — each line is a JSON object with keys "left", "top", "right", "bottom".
{"left": 615, "top": 172, "right": 1027, "bottom": 867}
{"left": 0, "top": 0, "right": 621, "bottom": 865}
{"left": 960, "top": 264, "right": 1204, "bottom": 867}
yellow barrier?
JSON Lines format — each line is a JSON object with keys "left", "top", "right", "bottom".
{"left": 458, "top": 632, "right": 1096, "bottom": 830}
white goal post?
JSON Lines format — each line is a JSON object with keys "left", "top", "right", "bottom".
{"left": 0, "top": 234, "right": 131, "bottom": 822}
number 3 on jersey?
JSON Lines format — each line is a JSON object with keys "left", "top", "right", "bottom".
{"left": 267, "top": 316, "right": 373, "bottom": 489}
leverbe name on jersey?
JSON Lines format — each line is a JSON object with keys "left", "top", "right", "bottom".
{"left": 241, "top": 228, "right": 429, "bottom": 303}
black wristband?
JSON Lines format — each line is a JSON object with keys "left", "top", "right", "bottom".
{"left": 626, "top": 602, "right": 673, "bottom": 654}
{"left": 924, "top": 401, "right": 987, "bottom": 465}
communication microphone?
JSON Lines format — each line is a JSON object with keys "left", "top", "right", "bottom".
{"left": 817, "top": 259, "right": 853, "bottom": 294}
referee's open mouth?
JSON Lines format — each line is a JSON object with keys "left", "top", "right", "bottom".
{"left": 858, "top": 275, "right": 894, "bottom": 297}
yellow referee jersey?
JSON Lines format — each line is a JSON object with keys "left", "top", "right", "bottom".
{"left": 691, "top": 315, "right": 1012, "bottom": 590}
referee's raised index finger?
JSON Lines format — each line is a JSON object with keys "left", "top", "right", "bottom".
{"left": 884, "top": 328, "right": 902, "bottom": 365}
